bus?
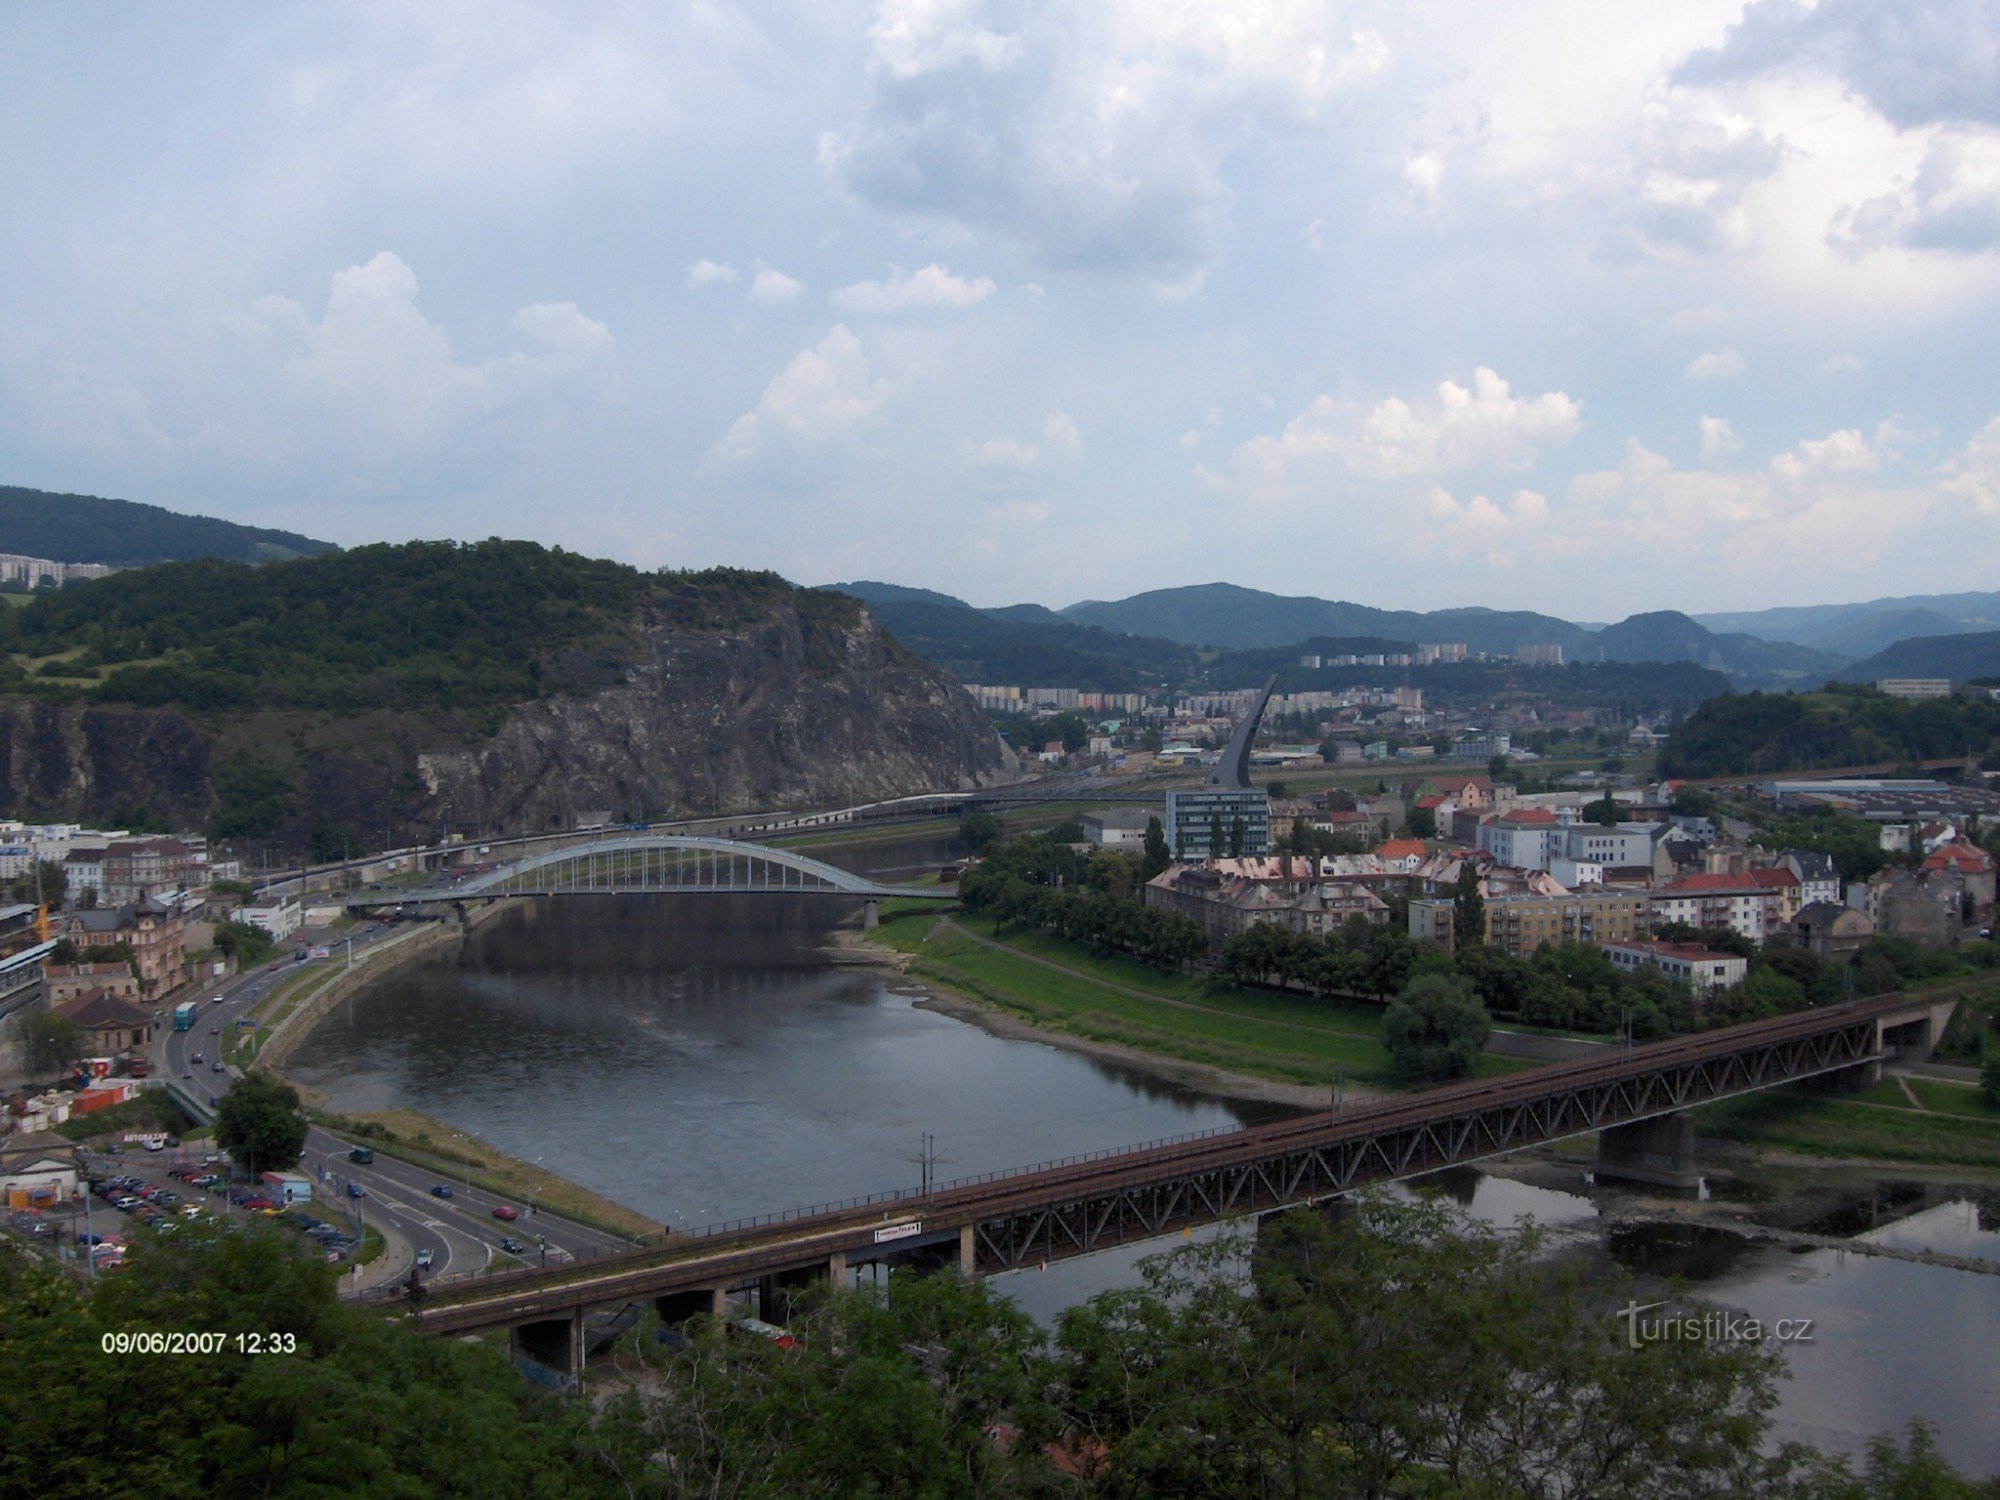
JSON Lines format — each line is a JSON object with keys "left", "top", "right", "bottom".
{"left": 172, "top": 1001, "right": 198, "bottom": 1031}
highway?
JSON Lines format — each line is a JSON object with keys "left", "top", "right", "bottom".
{"left": 146, "top": 925, "right": 643, "bottom": 1292}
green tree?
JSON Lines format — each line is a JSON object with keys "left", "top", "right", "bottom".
{"left": 1451, "top": 859, "right": 1485, "bottom": 949}
{"left": 213, "top": 921, "right": 276, "bottom": 968}
{"left": 12, "top": 1011, "right": 85, "bottom": 1075}
{"left": 955, "top": 811, "right": 1002, "bottom": 854}
{"left": 1486, "top": 752, "right": 1509, "bottom": 782}
{"left": 1982, "top": 1050, "right": 2000, "bottom": 1109}
{"left": 1407, "top": 801, "right": 1437, "bottom": 839}
{"left": 1139, "top": 815, "right": 1171, "bottom": 881}
{"left": 214, "top": 1072, "right": 309, "bottom": 1174}
{"left": 1383, "top": 973, "right": 1490, "bottom": 1081}
{"left": 1208, "top": 810, "right": 1226, "bottom": 857}
{"left": 1583, "top": 793, "right": 1622, "bottom": 826}
{"left": 1227, "top": 816, "right": 1246, "bottom": 858}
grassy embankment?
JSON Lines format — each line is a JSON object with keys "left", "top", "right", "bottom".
{"left": 1700, "top": 1073, "right": 2000, "bottom": 1169}
{"left": 310, "top": 1106, "right": 664, "bottom": 1243}
{"left": 873, "top": 906, "right": 1530, "bottom": 1091}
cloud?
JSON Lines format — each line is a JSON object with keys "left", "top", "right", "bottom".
{"left": 1420, "top": 486, "right": 1554, "bottom": 567}
{"left": 968, "top": 411, "right": 1082, "bottom": 467}
{"left": 1699, "top": 415, "right": 1742, "bottom": 461}
{"left": 706, "top": 325, "right": 888, "bottom": 466}
{"left": 1678, "top": 0, "right": 2000, "bottom": 132}
{"left": 1236, "top": 367, "right": 1581, "bottom": 488}
{"left": 1830, "top": 127, "right": 2000, "bottom": 254}
{"left": 685, "top": 259, "right": 740, "bottom": 289}
{"left": 1943, "top": 414, "right": 2000, "bottom": 515}
{"left": 831, "top": 263, "right": 996, "bottom": 312}
{"left": 748, "top": 264, "right": 806, "bottom": 304}
{"left": 1684, "top": 348, "right": 1744, "bottom": 381}
{"left": 221, "top": 251, "right": 615, "bottom": 455}
{"left": 823, "top": 0, "right": 1389, "bottom": 277}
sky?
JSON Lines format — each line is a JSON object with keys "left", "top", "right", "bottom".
{"left": 3, "top": 1, "right": 2000, "bottom": 619}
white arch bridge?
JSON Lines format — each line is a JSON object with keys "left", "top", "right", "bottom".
{"left": 353, "top": 834, "right": 955, "bottom": 911}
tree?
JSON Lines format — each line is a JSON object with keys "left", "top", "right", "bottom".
{"left": 214, "top": 1072, "right": 309, "bottom": 1174}
{"left": 1583, "top": 793, "right": 1622, "bottom": 826}
{"left": 1407, "top": 801, "right": 1437, "bottom": 839}
{"left": 1451, "top": 860, "right": 1485, "bottom": 949}
{"left": 1140, "top": 815, "right": 1171, "bottom": 881}
{"left": 1983, "top": 1050, "right": 2000, "bottom": 1110}
{"left": 12, "top": 1012, "right": 84, "bottom": 1075}
{"left": 1486, "top": 752, "right": 1509, "bottom": 782}
{"left": 212, "top": 921, "right": 275, "bottom": 968}
{"left": 955, "top": 811, "right": 1002, "bottom": 854}
{"left": 1227, "top": 816, "right": 1246, "bottom": 859}
{"left": 1383, "top": 974, "right": 1490, "bottom": 1081}
{"left": 1208, "top": 810, "right": 1226, "bottom": 857}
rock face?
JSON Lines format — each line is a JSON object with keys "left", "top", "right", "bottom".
{"left": 0, "top": 599, "right": 1008, "bottom": 846}
{"left": 0, "top": 701, "right": 211, "bottom": 829}
{"left": 419, "top": 605, "right": 1009, "bottom": 831}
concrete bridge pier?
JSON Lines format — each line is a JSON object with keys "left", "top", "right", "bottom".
{"left": 1596, "top": 1113, "right": 1701, "bottom": 1190}
{"left": 654, "top": 1287, "right": 728, "bottom": 1330}
{"left": 511, "top": 1313, "right": 585, "bottom": 1382}
{"left": 754, "top": 1264, "right": 826, "bottom": 1322}
{"left": 862, "top": 900, "right": 880, "bottom": 930}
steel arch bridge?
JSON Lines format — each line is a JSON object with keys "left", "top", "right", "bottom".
{"left": 369, "top": 834, "right": 954, "bottom": 908}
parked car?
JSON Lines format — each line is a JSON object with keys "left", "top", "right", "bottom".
{"left": 429, "top": 1184, "right": 453, "bottom": 1199}
{"left": 491, "top": 1204, "right": 518, "bottom": 1221}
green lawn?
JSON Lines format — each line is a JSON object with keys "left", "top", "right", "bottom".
{"left": 1700, "top": 1084, "right": 2000, "bottom": 1168}
{"left": 879, "top": 911, "right": 1525, "bottom": 1090}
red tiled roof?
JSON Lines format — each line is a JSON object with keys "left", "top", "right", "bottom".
{"left": 1376, "top": 839, "right": 1427, "bottom": 860}
{"left": 1414, "top": 795, "right": 1447, "bottom": 809}
{"left": 1495, "top": 809, "right": 1556, "bottom": 825}
{"left": 1746, "top": 868, "right": 1799, "bottom": 889}
{"left": 1924, "top": 842, "right": 1995, "bottom": 873}
{"left": 1659, "top": 872, "right": 1764, "bottom": 894}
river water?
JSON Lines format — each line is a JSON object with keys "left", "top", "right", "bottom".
{"left": 285, "top": 833, "right": 2000, "bottom": 1475}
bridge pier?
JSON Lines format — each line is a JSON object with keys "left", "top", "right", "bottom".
{"left": 511, "top": 1313, "right": 585, "bottom": 1385}
{"left": 654, "top": 1287, "right": 728, "bottom": 1329}
{"left": 862, "top": 899, "right": 879, "bottom": 930}
{"left": 1596, "top": 1113, "right": 1701, "bottom": 1190}
{"left": 754, "top": 1265, "right": 824, "bottom": 1322}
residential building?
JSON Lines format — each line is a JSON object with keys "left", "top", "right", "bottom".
{"left": 1792, "top": 902, "right": 1873, "bottom": 961}
{"left": 1163, "top": 787, "right": 1271, "bottom": 859}
{"left": 1921, "top": 841, "right": 1996, "bottom": 912}
{"left": 58, "top": 896, "right": 186, "bottom": 1000}
{"left": 1145, "top": 860, "right": 1389, "bottom": 945}
{"left": 1866, "top": 869, "right": 1965, "bottom": 947}
{"left": 1777, "top": 850, "right": 1841, "bottom": 908}
{"left": 0, "top": 1130, "right": 80, "bottom": 1211}
{"left": 1876, "top": 678, "right": 1952, "bottom": 699}
{"left": 44, "top": 962, "right": 140, "bottom": 1007}
{"left": 101, "top": 837, "right": 195, "bottom": 905}
{"left": 1477, "top": 809, "right": 1563, "bottom": 871}
{"left": 1409, "top": 889, "right": 1652, "bottom": 958}
{"left": 54, "top": 989, "right": 154, "bottom": 1054}
{"left": 230, "top": 897, "right": 303, "bottom": 941}
{"left": 1601, "top": 940, "right": 1747, "bottom": 993}
{"left": 1745, "top": 866, "right": 1804, "bottom": 925}
{"left": 1516, "top": 644, "right": 1565, "bottom": 666}
{"left": 1649, "top": 873, "right": 1777, "bottom": 944}
{"left": 1079, "top": 809, "right": 1154, "bottom": 849}
{"left": 1559, "top": 823, "right": 1658, "bottom": 871}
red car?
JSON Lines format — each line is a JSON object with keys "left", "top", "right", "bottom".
{"left": 491, "top": 1205, "right": 518, "bottom": 1221}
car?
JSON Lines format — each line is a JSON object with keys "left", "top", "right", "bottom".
{"left": 490, "top": 1204, "right": 518, "bottom": 1221}
{"left": 209, "top": 1024, "right": 220, "bottom": 1033}
{"left": 499, "top": 1236, "right": 525, "bottom": 1254}
{"left": 210, "top": 1060, "right": 225, "bottom": 1073}
{"left": 429, "top": 1184, "right": 453, "bottom": 1199}
{"left": 77, "top": 1231, "right": 106, "bottom": 1246}
{"left": 190, "top": 1052, "right": 203, "bottom": 1064}
{"left": 415, "top": 1248, "right": 433, "bottom": 1270}
{"left": 346, "top": 1182, "right": 365, "bottom": 1199}
{"left": 242, "top": 1196, "right": 273, "bottom": 1211}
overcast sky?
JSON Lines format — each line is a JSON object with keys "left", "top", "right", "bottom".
{"left": 4, "top": 2, "right": 1999, "bottom": 618}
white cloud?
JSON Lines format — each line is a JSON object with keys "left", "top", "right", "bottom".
{"left": 1684, "top": 348, "right": 1744, "bottom": 381}
{"left": 1830, "top": 127, "right": 2000, "bottom": 255}
{"left": 685, "top": 259, "right": 740, "bottom": 289}
{"left": 706, "top": 325, "right": 888, "bottom": 466}
{"left": 748, "top": 264, "right": 806, "bottom": 304}
{"left": 1237, "top": 367, "right": 1581, "bottom": 487}
{"left": 988, "top": 497, "right": 1052, "bottom": 525}
{"left": 1404, "top": 152, "right": 1444, "bottom": 201}
{"left": 1768, "top": 426, "right": 1880, "bottom": 481}
{"left": 1420, "top": 486, "right": 1553, "bottom": 567}
{"left": 220, "top": 252, "right": 614, "bottom": 455}
{"left": 1943, "top": 414, "right": 2000, "bottom": 515}
{"left": 968, "top": 411, "right": 1082, "bottom": 468}
{"left": 1698, "top": 414, "right": 1742, "bottom": 461}
{"left": 831, "top": 263, "right": 996, "bottom": 312}
{"left": 824, "top": 1, "right": 1390, "bottom": 277}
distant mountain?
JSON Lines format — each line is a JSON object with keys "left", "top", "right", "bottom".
{"left": 1834, "top": 630, "right": 2000, "bottom": 685}
{"left": 822, "top": 594, "right": 1194, "bottom": 692}
{"left": 0, "top": 485, "right": 335, "bottom": 567}
{"left": 1583, "top": 610, "right": 1840, "bottom": 683}
{"left": 1057, "top": 583, "right": 1591, "bottom": 655}
{"left": 823, "top": 579, "right": 973, "bottom": 611}
{"left": 1695, "top": 590, "right": 2000, "bottom": 657}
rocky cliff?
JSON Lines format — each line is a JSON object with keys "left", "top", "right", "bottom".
{"left": 0, "top": 586, "right": 1008, "bottom": 848}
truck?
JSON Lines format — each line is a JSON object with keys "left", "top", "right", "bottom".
{"left": 172, "top": 1001, "right": 198, "bottom": 1031}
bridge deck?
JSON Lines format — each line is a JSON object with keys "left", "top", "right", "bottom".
{"left": 403, "top": 995, "right": 1916, "bottom": 1335}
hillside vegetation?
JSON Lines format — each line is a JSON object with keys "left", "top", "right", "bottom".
{"left": 0, "top": 485, "right": 333, "bottom": 566}
{"left": 0, "top": 542, "right": 853, "bottom": 730}
{"left": 1657, "top": 686, "right": 2000, "bottom": 779}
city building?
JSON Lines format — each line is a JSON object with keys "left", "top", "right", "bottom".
{"left": 1144, "top": 860, "right": 1391, "bottom": 945}
{"left": 1876, "top": 678, "right": 1952, "bottom": 699}
{"left": 1476, "top": 809, "right": 1563, "bottom": 871}
{"left": 1079, "top": 809, "right": 1154, "bottom": 849}
{"left": 1409, "top": 889, "right": 1652, "bottom": 958}
{"left": 1792, "top": 902, "right": 1873, "bottom": 961}
{"left": 1649, "top": 873, "right": 1777, "bottom": 944}
{"left": 54, "top": 988, "right": 154, "bottom": 1055}
{"left": 58, "top": 896, "right": 186, "bottom": 1000}
{"left": 230, "top": 896, "right": 304, "bottom": 941}
{"left": 1164, "top": 787, "right": 1271, "bottom": 859}
{"left": 1601, "top": 940, "right": 1747, "bottom": 993}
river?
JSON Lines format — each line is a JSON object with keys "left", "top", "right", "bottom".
{"left": 284, "top": 830, "right": 2000, "bottom": 1475}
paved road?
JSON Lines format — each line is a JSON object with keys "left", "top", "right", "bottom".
{"left": 144, "top": 928, "right": 644, "bottom": 1295}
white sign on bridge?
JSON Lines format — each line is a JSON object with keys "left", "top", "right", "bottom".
{"left": 873, "top": 1220, "right": 922, "bottom": 1244}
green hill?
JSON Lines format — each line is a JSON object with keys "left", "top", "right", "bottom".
{"left": 1834, "top": 630, "right": 2000, "bottom": 685}
{"left": 0, "top": 485, "right": 335, "bottom": 567}
{"left": 1657, "top": 685, "right": 2000, "bottom": 779}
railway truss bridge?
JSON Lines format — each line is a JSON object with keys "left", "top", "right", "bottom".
{"left": 385, "top": 992, "right": 1953, "bottom": 1380}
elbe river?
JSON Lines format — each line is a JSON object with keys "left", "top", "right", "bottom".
{"left": 285, "top": 833, "right": 1999, "bottom": 1473}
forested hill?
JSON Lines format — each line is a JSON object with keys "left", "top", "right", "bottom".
{"left": 1656, "top": 686, "right": 2000, "bottom": 779}
{"left": 0, "top": 485, "right": 333, "bottom": 566}
{"left": 1834, "top": 630, "right": 2000, "bottom": 685}
{"left": 0, "top": 542, "right": 1003, "bottom": 850}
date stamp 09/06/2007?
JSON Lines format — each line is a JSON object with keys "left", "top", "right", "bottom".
{"left": 99, "top": 1332, "right": 300, "bottom": 1356}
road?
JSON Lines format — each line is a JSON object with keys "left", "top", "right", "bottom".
{"left": 144, "top": 927, "right": 642, "bottom": 1294}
